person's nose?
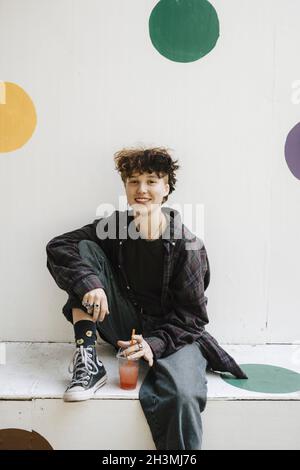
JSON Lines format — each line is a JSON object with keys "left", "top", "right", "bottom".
{"left": 136, "top": 182, "right": 148, "bottom": 194}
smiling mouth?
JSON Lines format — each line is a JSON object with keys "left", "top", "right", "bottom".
{"left": 134, "top": 198, "right": 151, "bottom": 202}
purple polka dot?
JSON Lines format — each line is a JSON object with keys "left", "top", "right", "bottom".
{"left": 285, "top": 122, "right": 300, "bottom": 180}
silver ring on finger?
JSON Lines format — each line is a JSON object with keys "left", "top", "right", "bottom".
{"left": 138, "top": 343, "right": 143, "bottom": 350}
{"left": 94, "top": 304, "right": 100, "bottom": 308}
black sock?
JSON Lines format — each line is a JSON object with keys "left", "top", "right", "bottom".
{"left": 74, "top": 320, "right": 97, "bottom": 348}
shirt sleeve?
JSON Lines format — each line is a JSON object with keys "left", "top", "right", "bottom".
{"left": 46, "top": 220, "right": 105, "bottom": 299}
{"left": 145, "top": 238, "right": 210, "bottom": 360}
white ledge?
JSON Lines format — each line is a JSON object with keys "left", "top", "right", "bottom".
{"left": 1, "top": 342, "right": 300, "bottom": 401}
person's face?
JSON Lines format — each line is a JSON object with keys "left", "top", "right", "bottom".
{"left": 125, "top": 172, "right": 170, "bottom": 213}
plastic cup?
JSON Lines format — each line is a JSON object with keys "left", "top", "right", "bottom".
{"left": 116, "top": 347, "right": 140, "bottom": 390}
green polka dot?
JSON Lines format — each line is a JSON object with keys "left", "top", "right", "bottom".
{"left": 221, "top": 364, "right": 300, "bottom": 394}
{"left": 149, "top": 0, "right": 220, "bottom": 63}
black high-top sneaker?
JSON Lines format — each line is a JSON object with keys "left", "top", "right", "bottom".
{"left": 63, "top": 345, "right": 107, "bottom": 402}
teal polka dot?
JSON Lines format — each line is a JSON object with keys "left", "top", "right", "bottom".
{"left": 221, "top": 364, "right": 300, "bottom": 394}
{"left": 149, "top": 0, "right": 220, "bottom": 63}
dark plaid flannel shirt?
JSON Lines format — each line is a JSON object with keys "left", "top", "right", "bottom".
{"left": 46, "top": 207, "right": 247, "bottom": 379}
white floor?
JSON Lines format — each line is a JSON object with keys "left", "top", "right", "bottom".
{"left": 1, "top": 342, "right": 300, "bottom": 449}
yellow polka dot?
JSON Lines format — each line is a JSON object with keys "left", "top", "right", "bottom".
{"left": 86, "top": 331, "right": 93, "bottom": 337}
{"left": 0, "top": 81, "right": 37, "bottom": 153}
{"left": 76, "top": 339, "right": 84, "bottom": 345}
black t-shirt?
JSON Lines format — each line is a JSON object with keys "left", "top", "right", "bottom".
{"left": 122, "top": 236, "right": 164, "bottom": 316}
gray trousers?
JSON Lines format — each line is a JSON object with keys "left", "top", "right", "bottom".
{"left": 63, "top": 240, "right": 208, "bottom": 450}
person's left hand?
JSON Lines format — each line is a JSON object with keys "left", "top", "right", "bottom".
{"left": 117, "top": 334, "right": 154, "bottom": 367}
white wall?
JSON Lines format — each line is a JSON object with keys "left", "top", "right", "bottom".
{"left": 0, "top": 0, "right": 299, "bottom": 343}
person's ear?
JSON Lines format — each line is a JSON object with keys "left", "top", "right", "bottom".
{"left": 164, "top": 183, "right": 170, "bottom": 196}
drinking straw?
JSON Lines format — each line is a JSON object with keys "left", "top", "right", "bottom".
{"left": 131, "top": 329, "right": 135, "bottom": 346}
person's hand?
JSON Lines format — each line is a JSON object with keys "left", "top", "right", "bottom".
{"left": 82, "top": 288, "right": 109, "bottom": 322}
{"left": 117, "top": 334, "right": 154, "bottom": 367}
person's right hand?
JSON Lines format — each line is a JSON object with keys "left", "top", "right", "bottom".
{"left": 82, "top": 288, "right": 110, "bottom": 322}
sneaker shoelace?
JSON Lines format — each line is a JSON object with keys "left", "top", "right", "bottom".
{"left": 68, "top": 346, "right": 102, "bottom": 388}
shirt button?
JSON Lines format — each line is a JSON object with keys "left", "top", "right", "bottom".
{"left": 126, "top": 286, "right": 130, "bottom": 290}
{"left": 118, "top": 265, "right": 121, "bottom": 268}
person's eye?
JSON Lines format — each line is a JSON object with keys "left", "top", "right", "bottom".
{"left": 149, "top": 180, "right": 157, "bottom": 184}
{"left": 129, "top": 180, "right": 137, "bottom": 184}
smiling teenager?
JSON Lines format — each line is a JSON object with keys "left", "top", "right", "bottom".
{"left": 46, "top": 147, "right": 247, "bottom": 450}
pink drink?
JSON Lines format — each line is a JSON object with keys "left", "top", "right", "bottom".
{"left": 117, "top": 348, "right": 139, "bottom": 390}
{"left": 119, "top": 360, "right": 139, "bottom": 390}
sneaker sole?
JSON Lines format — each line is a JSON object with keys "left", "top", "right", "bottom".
{"left": 63, "top": 373, "right": 108, "bottom": 402}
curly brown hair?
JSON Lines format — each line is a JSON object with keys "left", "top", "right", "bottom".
{"left": 113, "top": 146, "right": 179, "bottom": 203}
